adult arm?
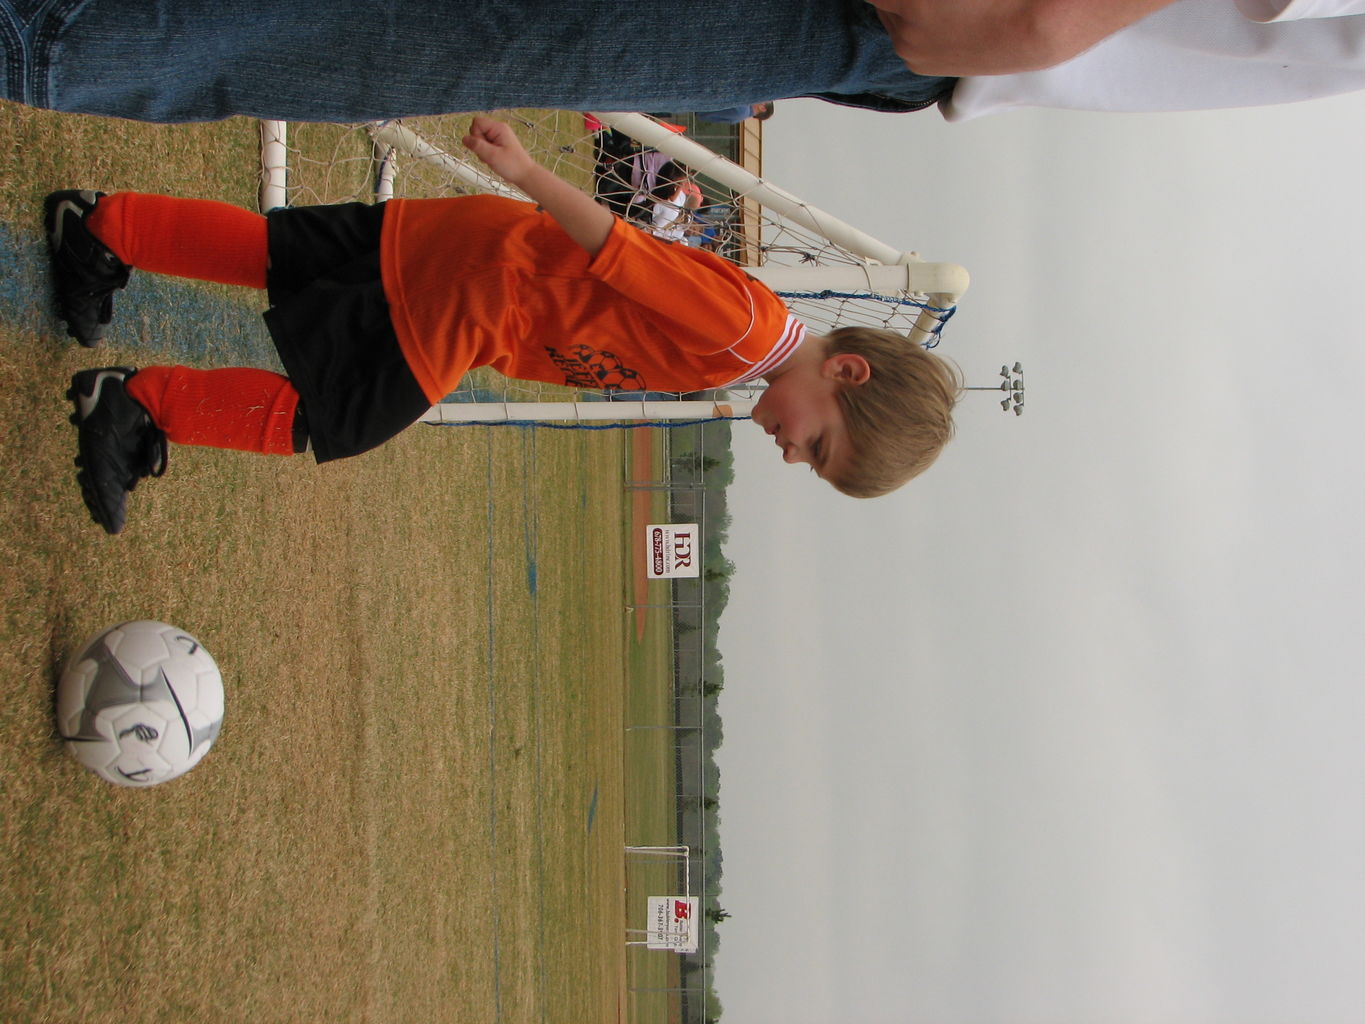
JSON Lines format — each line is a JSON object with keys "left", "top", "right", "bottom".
{"left": 462, "top": 116, "right": 615, "bottom": 257}
{"left": 1239, "top": 0, "right": 1365, "bottom": 18}
{"left": 867, "top": 0, "right": 1179, "bottom": 76}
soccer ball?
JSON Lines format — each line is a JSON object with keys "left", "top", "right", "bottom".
{"left": 55, "top": 620, "right": 225, "bottom": 787}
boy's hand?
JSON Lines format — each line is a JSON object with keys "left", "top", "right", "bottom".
{"left": 461, "top": 114, "right": 616, "bottom": 258}
{"left": 462, "top": 116, "right": 537, "bottom": 185}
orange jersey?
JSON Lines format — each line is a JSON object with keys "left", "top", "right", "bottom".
{"left": 379, "top": 195, "right": 806, "bottom": 401}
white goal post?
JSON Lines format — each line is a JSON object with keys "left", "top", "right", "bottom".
{"left": 257, "top": 113, "right": 969, "bottom": 426}
{"left": 590, "top": 111, "right": 968, "bottom": 342}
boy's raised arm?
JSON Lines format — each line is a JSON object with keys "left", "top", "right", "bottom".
{"left": 462, "top": 116, "right": 616, "bottom": 257}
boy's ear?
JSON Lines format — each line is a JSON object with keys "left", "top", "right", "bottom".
{"left": 824, "top": 353, "right": 871, "bottom": 386}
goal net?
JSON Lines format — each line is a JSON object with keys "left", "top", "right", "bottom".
{"left": 259, "top": 111, "right": 968, "bottom": 425}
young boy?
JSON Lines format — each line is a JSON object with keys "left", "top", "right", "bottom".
{"left": 49, "top": 117, "right": 959, "bottom": 535}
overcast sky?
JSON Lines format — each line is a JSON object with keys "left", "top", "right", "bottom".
{"left": 714, "top": 90, "right": 1365, "bottom": 1023}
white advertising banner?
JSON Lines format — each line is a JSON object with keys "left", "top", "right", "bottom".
{"left": 645, "top": 523, "right": 700, "bottom": 579}
{"left": 646, "top": 896, "right": 699, "bottom": 952}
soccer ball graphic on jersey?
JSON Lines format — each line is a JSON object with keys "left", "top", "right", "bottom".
{"left": 56, "top": 621, "right": 225, "bottom": 787}
{"left": 585, "top": 350, "right": 646, "bottom": 392}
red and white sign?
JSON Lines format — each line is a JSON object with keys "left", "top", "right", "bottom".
{"left": 646, "top": 896, "right": 699, "bottom": 952}
{"left": 645, "top": 523, "right": 700, "bottom": 579}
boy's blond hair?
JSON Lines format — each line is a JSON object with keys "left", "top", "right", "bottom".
{"left": 822, "top": 326, "right": 962, "bottom": 499}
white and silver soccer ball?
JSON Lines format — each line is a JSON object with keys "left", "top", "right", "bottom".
{"left": 56, "top": 620, "right": 225, "bottom": 787}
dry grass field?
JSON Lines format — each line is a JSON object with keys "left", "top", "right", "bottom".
{"left": 0, "top": 102, "right": 676, "bottom": 1023}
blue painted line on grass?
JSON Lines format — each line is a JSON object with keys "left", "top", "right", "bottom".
{"left": 0, "top": 225, "right": 47, "bottom": 331}
{"left": 482, "top": 428, "right": 503, "bottom": 1023}
{"left": 520, "top": 426, "right": 550, "bottom": 1024}
{"left": 522, "top": 428, "right": 539, "bottom": 596}
{"left": 0, "top": 221, "right": 277, "bottom": 367}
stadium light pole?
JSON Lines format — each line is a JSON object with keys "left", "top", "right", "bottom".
{"left": 962, "top": 361, "right": 1024, "bottom": 415}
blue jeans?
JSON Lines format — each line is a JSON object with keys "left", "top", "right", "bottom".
{"left": 3, "top": 0, "right": 950, "bottom": 122}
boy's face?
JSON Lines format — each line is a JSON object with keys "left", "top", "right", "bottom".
{"left": 751, "top": 353, "right": 867, "bottom": 481}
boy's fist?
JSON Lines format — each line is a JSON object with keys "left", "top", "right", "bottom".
{"left": 462, "top": 116, "right": 536, "bottom": 184}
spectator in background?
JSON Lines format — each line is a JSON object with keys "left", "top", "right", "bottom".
{"left": 647, "top": 177, "right": 703, "bottom": 242}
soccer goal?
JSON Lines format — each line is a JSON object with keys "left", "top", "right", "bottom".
{"left": 257, "top": 112, "right": 968, "bottom": 425}
{"left": 623, "top": 846, "right": 695, "bottom": 950}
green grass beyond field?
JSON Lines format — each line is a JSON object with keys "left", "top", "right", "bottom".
{"left": 0, "top": 102, "right": 673, "bottom": 1023}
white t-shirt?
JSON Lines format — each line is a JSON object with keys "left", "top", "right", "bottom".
{"left": 649, "top": 191, "right": 689, "bottom": 241}
{"left": 942, "top": 0, "right": 1365, "bottom": 119}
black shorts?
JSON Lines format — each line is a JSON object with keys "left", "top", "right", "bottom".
{"left": 264, "top": 202, "right": 430, "bottom": 464}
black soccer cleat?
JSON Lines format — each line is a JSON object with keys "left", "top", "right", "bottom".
{"left": 44, "top": 190, "right": 131, "bottom": 347}
{"left": 66, "top": 368, "right": 168, "bottom": 535}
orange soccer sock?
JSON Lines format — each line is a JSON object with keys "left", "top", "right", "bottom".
{"left": 85, "top": 193, "right": 269, "bottom": 289}
{"left": 126, "top": 366, "right": 303, "bottom": 455}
